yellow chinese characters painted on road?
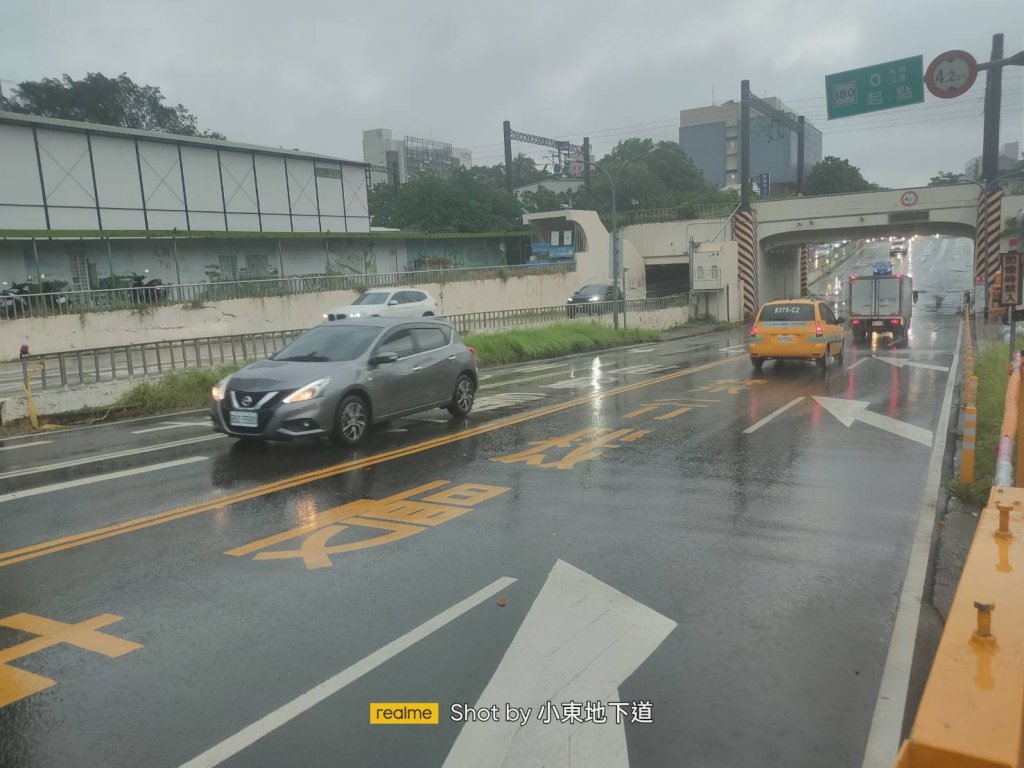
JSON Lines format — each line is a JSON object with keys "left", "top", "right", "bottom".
{"left": 0, "top": 612, "right": 142, "bottom": 708}
{"left": 227, "top": 481, "right": 510, "bottom": 570}
{"left": 690, "top": 379, "right": 766, "bottom": 395}
{"left": 491, "top": 427, "right": 651, "bottom": 470}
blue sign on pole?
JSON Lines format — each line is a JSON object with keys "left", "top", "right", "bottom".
{"left": 757, "top": 172, "right": 770, "bottom": 197}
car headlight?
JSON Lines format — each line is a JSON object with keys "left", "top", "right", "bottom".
{"left": 322, "top": 313, "right": 329, "bottom": 319}
{"left": 282, "top": 378, "right": 331, "bottom": 404}
{"left": 212, "top": 375, "right": 231, "bottom": 401}
{"left": 589, "top": 296, "right": 600, "bottom": 301}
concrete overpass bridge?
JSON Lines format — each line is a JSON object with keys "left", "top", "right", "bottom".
{"left": 737, "top": 183, "right": 1020, "bottom": 316}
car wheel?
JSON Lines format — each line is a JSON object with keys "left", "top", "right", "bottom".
{"left": 750, "top": 356, "right": 764, "bottom": 371}
{"left": 447, "top": 374, "right": 476, "bottom": 417}
{"left": 333, "top": 394, "right": 370, "bottom": 446}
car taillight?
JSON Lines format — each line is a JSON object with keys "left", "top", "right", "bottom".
{"left": 890, "top": 319, "right": 901, "bottom": 325}
{"left": 467, "top": 347, "right": 477, "bottom": 358}
{"left": 815, "top": 324, "right": 823, "bottom": 337}
{"left": 851, "top": 319, "right": 860, "bottom": 325}
{"left": 750, "top": 325, "right": 758, "bottom": 336}
{"left": 849, "top": 275, "right": 858, "bottom": 281}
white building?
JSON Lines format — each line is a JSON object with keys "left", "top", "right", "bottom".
{"left": 0, "top": 111, "right": 370, "bottom": 234}
{"left": 363, "top": 128, "right": 472, "bottom": 186}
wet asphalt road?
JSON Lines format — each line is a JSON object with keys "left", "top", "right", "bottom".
{"left": 0, "top": 242, "right": 967, "bottom": 768}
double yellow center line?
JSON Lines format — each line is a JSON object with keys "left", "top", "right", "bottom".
{"left": 0, "top": 356, "right": 739, "bottom": 568}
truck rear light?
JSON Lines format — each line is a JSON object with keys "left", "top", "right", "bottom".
{"left": 815, "top": 324, "right": 823, "bottom": 337}
{"left": 850, "top": 275, "right": 858, "bottom": 280}
{"left": 890, "top": 319, "right": 901, "bottom": 325}
{"left": 851, "top": 319, "right": 860, "bottom": 325}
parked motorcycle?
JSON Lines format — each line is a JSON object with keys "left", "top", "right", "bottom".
{"left": 129, "top": 271, "right": 166, "bottom": 305}
{"left": 0, "top": 281, "right": 30, "bottom": 319}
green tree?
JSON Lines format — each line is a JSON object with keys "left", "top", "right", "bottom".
{"left": 928, "top": 171, "right": 966, "bottom": 186}
{"left": 1, "top": 72, "right": 225, "bottom": 139}
{"left": 803, "top": 156, "right": 880, "bottom": 195}
{"left": 368, "top": 168, "right": 524, "bottom": 232}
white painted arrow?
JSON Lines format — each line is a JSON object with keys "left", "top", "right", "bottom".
{"left": 813, "top": 397, "right": 933, "bottom": 446}
{"left": 443, "top": 559, "right": 676, "bottom": 768}
{"left": 874, "top": 356, "right": 950, "bottom": 372}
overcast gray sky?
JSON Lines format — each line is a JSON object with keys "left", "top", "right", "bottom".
{"left": 2, "top": 0, "right": 1021, "bottom": 189}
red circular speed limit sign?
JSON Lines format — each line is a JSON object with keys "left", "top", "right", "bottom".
{"left": 925, "top": 50, "right": 978, "bottom": 99}
{"left": 900, "top": 190, "right": 919, "bottom": 207}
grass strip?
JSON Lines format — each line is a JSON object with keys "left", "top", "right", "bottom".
{"left": 464, "top": 323, "right": 659, "bottom": 366}
{"left": 947, "top": 341, "right": 1009, "bottom": 504}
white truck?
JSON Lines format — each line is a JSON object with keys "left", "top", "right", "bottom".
{"left": 847, "top": 273, "right": 914, "bottom": 342}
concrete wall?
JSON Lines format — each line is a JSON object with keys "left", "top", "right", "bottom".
{"left": 2, "top": 269, "right": 599, "bottom": 356}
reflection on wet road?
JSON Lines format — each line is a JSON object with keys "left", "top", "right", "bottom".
{"left": 0, "top": 249, "right": 968, "bottom": 766}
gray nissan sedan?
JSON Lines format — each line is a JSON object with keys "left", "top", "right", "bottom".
{"left": 209, "top": 318, "right": 477, "bottom": 445}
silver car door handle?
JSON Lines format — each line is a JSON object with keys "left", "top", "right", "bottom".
{"left": 412, "top": 365, "right": 423, "bottom": 371}
{"left": 447, "top": 355, "right": 456, "bottom": 360}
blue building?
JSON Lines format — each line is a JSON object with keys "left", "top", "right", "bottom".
{"left": 679, "top": 98, "right": 822, "bottom": 193}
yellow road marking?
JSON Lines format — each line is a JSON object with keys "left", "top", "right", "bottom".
{"left": 0, "top": 355, "right": 740, "bottom": 568}
{"left": 0, "top": 612, "right": 142, "bottom": 707}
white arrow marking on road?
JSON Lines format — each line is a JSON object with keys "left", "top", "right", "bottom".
{"left": 813, "top": 397, "right": 932, "bottom": 446}
{"left": 181, "top": 577, "right": 518, "bottom": 768}
{"left": 743, "top": 397, "right": 804, "bottom": 434}
{"left": 443, "top": 559, "right": 676, "bottom": 768}
{"left": 874, "top": 356, "right": 950, "bottom": 372}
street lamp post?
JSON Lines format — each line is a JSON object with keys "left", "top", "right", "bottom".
{"left": 588, "top": 145, "right": 660, "bottom": 330}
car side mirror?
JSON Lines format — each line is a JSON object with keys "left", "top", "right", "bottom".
{"left": 388, "top": 300, "right": 399, "bottom": 306}
{"left": 371, "top": 351, "right": 399, "bottom": 365}
{"left": 913, "top": 291, "right": 919, "bottom": 303}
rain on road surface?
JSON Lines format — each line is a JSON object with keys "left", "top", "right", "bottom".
{"left": 0, "top": 239, "right": 967, "bottom": 767}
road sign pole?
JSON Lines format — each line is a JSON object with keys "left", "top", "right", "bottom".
{"left": 981, "top": 34, "right": 1004, "bottom": 187}
{"left": 740, "top": 80, "right": 751, "bottom": 210}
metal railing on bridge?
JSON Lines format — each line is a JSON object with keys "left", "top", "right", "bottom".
{"left": 19, "top": 294, "right": 687, "bottom": 390}
{"left": 0, "top": 261, "right": 577, "bottom": 322}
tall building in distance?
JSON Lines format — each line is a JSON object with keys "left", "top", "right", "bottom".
{"left": 963, "top": 141, "right": 1020, "bottom": 180}
{"left": 363, "top": 129, "right": 472, "bottom": 186}
{"left": 678, "top": 98, "right": 822, "bottom": 193}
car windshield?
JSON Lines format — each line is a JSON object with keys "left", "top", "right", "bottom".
{"left": 758, "top": 303, "right": 816, "bottom": 322}
{"left": 353, "top": 292, "right": 390, "bottom": 306}
{"left": 274, "top": 325, "right": 379, "bottom": 362}
{"left": 578, "top": 285, "right": 608, "bottom": 295}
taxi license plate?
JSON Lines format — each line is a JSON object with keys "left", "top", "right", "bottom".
{"left": 776, "top": 335, "right": 793, "bottom": 343}
{"left": 872, "top": 321, "right": 884, "bottom": 327}
{"left": 229, "top": 410, "right": 259, "bottom": 428}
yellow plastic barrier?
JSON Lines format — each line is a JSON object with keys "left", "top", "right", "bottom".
{"left": 894, "top": 491, "right": 1024, "bottom": 767}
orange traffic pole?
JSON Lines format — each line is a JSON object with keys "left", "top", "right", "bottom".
{"left": 961, "top": 406, "right": 977, "bottom": 484}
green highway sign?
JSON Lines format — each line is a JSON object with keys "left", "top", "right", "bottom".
{"left": 825, "top": 56, "right": 925, "bottom": 119}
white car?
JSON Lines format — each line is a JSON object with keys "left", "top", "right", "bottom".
{"left": 323, "top": 288, "right": 439, "bottom": 321}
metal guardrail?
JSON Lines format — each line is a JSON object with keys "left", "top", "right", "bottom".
{"left": 0, "top": 261, "right": 577, "bottom": 321}
{"left": 895, "top": 323, "right": 1024, "bottom": 768}
{"left": 20, "top": 294, "right": 688, "bottom": 390}
{"left": 446, "top": 294, "right": 688, "bottom": 334}
{"left": 20, "top": 330, "right": 305, "bottom": 390}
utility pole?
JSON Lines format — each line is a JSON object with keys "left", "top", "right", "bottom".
{"left": 583, "top": 137, "right": 591, "bottom": 186}
{"left": 503, "top": 120, "right": 513, "bottom": 193}
{"left": 740, "top": 80, "right": 751, "bottom": 210}
{"left": 981, "top": 34, "right": 1004, "bottom": 187}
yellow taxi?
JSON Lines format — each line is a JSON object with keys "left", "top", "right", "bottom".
{"left": 748, "top": 298, "right": 846, "bottom": 371}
